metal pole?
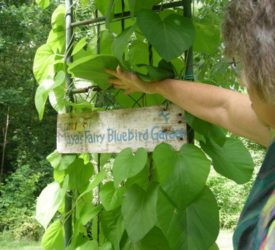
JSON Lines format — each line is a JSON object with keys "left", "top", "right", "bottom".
{"left": 183, "top": 0, "right": 195, "bottom": 144}
{"left": 71, "top": 1, "right": 184, "bottom": 28}
{"left": 65, "top": 0, "right": 74, "bottom": 246}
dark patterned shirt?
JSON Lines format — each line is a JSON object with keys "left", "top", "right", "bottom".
{"left": 233, "top": 141, "right": 275, "bottom": 249}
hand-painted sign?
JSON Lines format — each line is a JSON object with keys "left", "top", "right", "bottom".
{"left": 57, "top": 105, "right": 187, "bottom": 153}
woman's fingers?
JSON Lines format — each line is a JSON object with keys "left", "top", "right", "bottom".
{"left": 116, "top": 65, "right": 122, "bottom": 74}
{"left": 108, "top": 78, "right": 129, "bottom": 89}
{"left": 105, "top": 68, "right": 118, "bottom": 77}
{"left": 124, "top": 88, "right": 133, "bottom": 95}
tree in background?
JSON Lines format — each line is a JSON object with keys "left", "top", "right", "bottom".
{"left": 0, "top": 0, "right": 56, "bottom": 239}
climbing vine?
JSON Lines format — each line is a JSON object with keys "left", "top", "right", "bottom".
{"left": 33, "top": 1, "right": 254, "bottom": 249}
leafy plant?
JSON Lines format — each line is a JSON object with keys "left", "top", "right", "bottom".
{"left": 33, "top": 0, "right": 255, "bottom": 249}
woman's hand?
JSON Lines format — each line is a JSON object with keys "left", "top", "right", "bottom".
{"left": 106, "top": 66, "right": 153, "bottom": 95}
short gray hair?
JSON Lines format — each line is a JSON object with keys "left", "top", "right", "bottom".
{"left": 222, "top": 0, "right": 275, "bottom": 104}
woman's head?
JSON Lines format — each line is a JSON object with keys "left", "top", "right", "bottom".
{"left": 222, "top": 0, "right": 275, "bottom": 105}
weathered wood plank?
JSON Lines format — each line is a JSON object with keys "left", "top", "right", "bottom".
{"left": 57, "top": 104, "right": 187, "bottom": 153}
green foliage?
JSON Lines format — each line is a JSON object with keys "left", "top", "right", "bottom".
{"left": 0, "top": 0, "right": 57, "bottom": 242}
{"left": 0, "top": 164, "right": 47, "bottom": 239}
{"left": 33, "top": 1, "right": 256, "bottom": 249}
{"left": 36, "top": 0, "right": 50, "bottom": 9}
{"left": 201, "top": 138, "right": 254, "bottom": 184}
{"left": 113, "top": 148, "right": 147, "bottom": 187}
{"left": 36, "top": 177, "right": 68, "bottom": 229}
{"left": 153, "top": 143, "right": 211, "bottom": 209}
{"left": 68, "top": 54, "right": 120, "bottom": 90}
{"left": 41, "top": 220, "right": 64, "bottom": 250}
{"left": 136, "top": 10, "right": 195, "bottom": 61}
{"left": 207, "top": 138, "right": 265, "bottom": 229}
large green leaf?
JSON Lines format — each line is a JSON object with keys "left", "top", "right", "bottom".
{"left": 157, "top": 187, "right": 219, "bottom": 250}
{"left": 41, "top": 220, "right": 64, "bottom": 250}
{"left": 156, "top": 189, "right": 186, "bottom": 249}
{"left": 36, "top": 176, "right": 68, "bottom": 229}
{"left": 153, "top": 143, "right": 210, "bottom": 209}
{"left": 36, "top": 0, "right": 49, "bottom": 8}
{"left": 112, "top": 26, "right": 135, "bottom": 62}
{"left": 113, "top": 148, "right": 147, "bottom": 187}
{"left": 68, "top": 54, "right": 119, "bottom": 89}
{"left": 67, "top": 158, "right": 94, "bottom": 193}
{"left": 48, "top": 81, "right": 66, "bottom": 113}
{"left": 114, "top": 91, "right": 144, "bottom": 108}
{"left": 122, "top": 227, "right": 171, "bottom": 250}
{"left": 33, "top": 44, "right": 56, "bottom": 84}
{"left": 101, "top": 208, "right": 125, "bottom": 250}
{"left": 185, "top": 112, "right": 226, "bottom": 146}
{"left": 128, "top": 0, "right": 163, "bottom": 15}
{"left": 193, "top": 20, "right": 220, "bottom": 54}
{"left": 78, "top": 170, "right": 107, "bottom": 200}
{"left": 136, "top": 10, "right": 195, "bottom": 61}
{"left": 47, "top": 28, "right": 65, "bottom": 53}
{"left": 144, "top": 94, "right": 165, "bottom": 106}
{"left": 121, "top": 184, "right": 159, "bottom": 242}
{"left": 78, "top": 202, "right": 102, "bottom": 225}
{"left": 185, "top": 187, "right": 219, "bottom": 249}
{"left": 51, "top": 5, "right": 65, "bottom": 29}
{"left": 137, "top": 227, "right": 170, "bottom": 250}
{"left": 128, "top": 40, "right": 149, "bottom": 74}
{"left": 35, "top": 71, "right": 65, "bottom": 120}
{"left": 100, "top": 30, "right": 115, "bottom": 54}
{"left": 95, "top": 0, "right": 129, "bottom": 25}
{"left": 137, "top": 61, "right": 175, "bottom": 81}
{"left": 47, "top": 5, "right": 66, "bottom": 53}
{"left": 125, "top": 160, "right": 149, "bottom": 190}
{"left": 76, "top": 241, "right": 99, "bottom": 250}
{"left": 201, "top": 137, "right": 254, "bottom": 184}
{"left": 100, "top": 182, "right": 125, "bottom": 211}
{"left": 72, "top": 38, "right": 87, "bottom": 56}
{"left": 47, "top": 150, "right": 76, "bottom": 171}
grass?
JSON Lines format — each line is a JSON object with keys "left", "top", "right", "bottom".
{"left": 0, "top": 232, "right": 42, "bottom": 250}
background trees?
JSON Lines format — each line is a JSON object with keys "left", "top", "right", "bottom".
{"left": 0, "top": 0, "right": 56, "bottom": 237}
{"left": 0, "top": 0, "right": 266, "bottom": 248}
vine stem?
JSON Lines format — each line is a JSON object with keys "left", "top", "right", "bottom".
{"left": 64, "top": 0, "right": 74, "bottom": 247}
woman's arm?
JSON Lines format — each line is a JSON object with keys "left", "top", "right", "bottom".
{"left": 107, "top": 67, "right": 271, "bottom": 147}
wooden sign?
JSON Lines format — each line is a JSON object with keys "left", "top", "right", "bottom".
{"left": 57, "top": 105, "right": 187, "bottom": 153}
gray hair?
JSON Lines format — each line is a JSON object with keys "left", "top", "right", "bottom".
{"left": 222, "top": 0, "right": 275, "bottom": 104}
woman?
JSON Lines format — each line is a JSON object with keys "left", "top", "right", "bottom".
{"left": 107, "top": 0, "right": 275, "bottom": 249}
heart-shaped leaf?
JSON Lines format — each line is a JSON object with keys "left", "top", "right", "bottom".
{"left": 112, "top": 26, "right": 135, "bottom": 62}
{"left": 101, "top": 208, "right": 125, "bottom": 250}
{"left": 201, "top": 137, "right": 254, "bottom": 184}
{"left": 136, "top": 10, "right": 195, "bottom": 61}
{"left": 157, "top": 187, "right": 219, "bottom": 250}
{"left": 36, "top": 0, "right": 50, "bottom": 9}
{"left": 100, "top": 182, "right": 125, "bottom": 211}
{"left": 121, "top": 184, "right": 159, "bottom": 242}
{"left": 121, "top": 227, "right": 171, "bottom": 250}
{"left": 33, "top": 44, "right": 56, "bottom": 84}
{"left": 113, "top": 148, "right": 147, "bottom": 187}
{"left": 51, "top": 5, "right": 65, "bottom": 29}
{"left": 153, "top": 143, "right": 210, "bottom": 209}
{"left": 36, "top": 176, "right": 68, "bottom": 229}
{"left": 68, "top": 54, "right": 119, "bottom": 89}
{"left": 41, "top": 220, "right": 64, "bottom": 250}
{"left": 185, "top": 112, "right": 226, "bottom": 146}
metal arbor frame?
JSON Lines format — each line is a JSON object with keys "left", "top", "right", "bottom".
{"left": 64, "top": 0, "right": 194, "bottom": 246}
